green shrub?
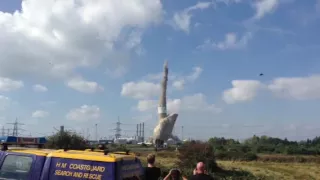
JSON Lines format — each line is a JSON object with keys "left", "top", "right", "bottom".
{"left": 243, "top": 152, "right": 258, "bottom": 161}
{"left": 45, "top": 131, "right": 88, "bottom": 150}
{"left": 176, "top": 142, "right": 219, "bottom": 175}
{"left": 115, "top": 144, "right": 129, "bottom": 152}
{"left": 214, "top": 150, "right": 258, "bottom": 161}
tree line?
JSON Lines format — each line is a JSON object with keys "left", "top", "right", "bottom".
{"left": 207, "top": 135, "right": 320, "bottom": 161}
{"left": 45, "top": 130, "right": 320, "bottom": 156}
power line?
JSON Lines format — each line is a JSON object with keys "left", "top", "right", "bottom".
{"left": 7, "top": 118, "right": 25, "bottom": 136}
{"left": 95, "top": 124, "right": 98, "bottom": 141}
{"left": 1, "top": 126, "right": 12, "bottom": 136}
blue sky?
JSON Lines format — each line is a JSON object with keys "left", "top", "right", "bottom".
{"left": 0, "top": 0, "right": 320, "bottom": 141}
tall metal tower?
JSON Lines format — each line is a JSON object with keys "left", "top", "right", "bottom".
{"left": 95, "top": 124, "right": 98, "bottom": 141}
{"left": 1, "top": 126, "right": 5, "bottom": 136}
{"left": 115, "top": 116, "right": 121, "bottom": 139}
{"left": 7, "top": 118, "right": 24, "bottom": 136}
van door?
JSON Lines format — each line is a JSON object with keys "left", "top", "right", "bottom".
{"left": 41, "top": 157, "right": 116, "bottom": 180}
{"left": 0, "top": 152, "right": 5, "bottom": 163}
{"left": 0, "top": 152, "right": 36, "bottom": 180}
{"left": 118, "top": 159, "right": 144, "bottom": 180}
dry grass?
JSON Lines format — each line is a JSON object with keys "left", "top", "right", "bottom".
{"left": 218, "top": 161, "right": 320, "bottom": 180}
{"left": 136, "top": 150, "right": 320, "bottom": 180}
{"left": 258, "top": 154, "right": 320, "bottom": 163}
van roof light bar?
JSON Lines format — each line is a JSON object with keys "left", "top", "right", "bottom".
{"left": 0, "top": 136, "right": 47, "bottom": 145}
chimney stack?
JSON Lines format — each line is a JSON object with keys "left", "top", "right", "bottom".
{"left": 139, "top": 123, "right": 142, "bottom": 139}
{"left": 136, "top": 124, "right": 139, "bottom": 140}
{"left": 158, "top": 61, "right": 168, "bottom": 120}
{"left": 142, "top": 122, "right": 145, "bottom": 142}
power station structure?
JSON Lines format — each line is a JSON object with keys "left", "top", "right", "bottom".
{"left": 152, "top": 61, "right": 179, "bottom": 148}
{"left": 136, "top": 123, "right": 145, "bottom": 142}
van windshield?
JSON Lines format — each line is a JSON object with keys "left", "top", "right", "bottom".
{"left": 0, "top": 155, "right": 32, "bottom": 180}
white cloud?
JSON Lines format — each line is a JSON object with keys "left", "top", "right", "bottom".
{"left": 137, "top": 100, "right": 158, "bottom": 112}
{"left": 186, "top": 67, "right": 203, "bottom": 82}
{"left": 0, "top": 77, "right": 24, "bottom": 91}
{"left": 121, "top": 81, "right": 160, "bottom": 99}
{"left": 172, "top": 2, "right": 212, "bottom": 33}
{"left": 136, "top": 98, "right": 182, "bottom": 113}
{"left": 126, "top": 66, "right": 202, "bottom": 93}
{"left": 105, "top": 66, "right": 127, "bottom": 78}
{"left": 33, "top": 84, "right": 48, "bottom": 92}
{"left": 172, "top": 80, "right": 185, "bottom": 90}
{"left": 32, "top": 110, "right": 49, "bottom": 118}
{"left": 0, "top": 0, "right": 163, "bottom": 80}
{"left": 223, "top": 80, "right": 264, "bottom": 104}
{"left": 172, "top": 11, "right": 192, "bottom": 33}
{"left": 125, "top": 31, "right": 145, "bottom": 55}
{"left": 0, "top": 95, "right": 11, "bottom": 110}
{"left": 217, "top": 0, "right": 242, "bottom": 4}
{"left": 66, "top": 105, "right": 100, "bottom": 122}
{"left": 316, "top": 0, "right": 320, "bottom": 12}
{"left": 137, "top": 93, "right": 221, "bottom": 113}
{"left": 167, "top": 99, "right": 183, "bottom": 113}
{"left": 172, "top": 66, "right": 203, "bottom": 90}
{"left": 66, "top": 77, "right": 104, "bottom": 93}
{"left": 132, "top": 114, "right": 155, "bottom": 123}
{"left": 198, "top": 32, "right": 252, "bottom": 50}
{"left": 223, "top": 74, "right": 320, "bottom": 103}
{"left": 253, "top": 0, "right": 279, "bottom": 20}
{"left": 179, "top": 93, "right": 221, "bottom": 113}
{"left": 268, "top": 75, "right": 320, "bottom": 100}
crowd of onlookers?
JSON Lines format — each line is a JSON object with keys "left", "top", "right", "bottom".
{"left": 144, "top": 154, "right": 215, "bottom": 180}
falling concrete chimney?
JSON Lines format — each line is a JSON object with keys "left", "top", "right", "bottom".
{"left": 158, "top": 61, "right": 168, "bottom": 120}
{"left": 152, "top": 61, "right": 179, "bottom": 148}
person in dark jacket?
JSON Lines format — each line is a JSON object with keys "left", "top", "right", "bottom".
{"left": 144, "top": 154, "right": 161, "bottom": 180}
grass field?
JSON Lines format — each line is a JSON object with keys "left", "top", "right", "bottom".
{"left": 218, "top": 161, "right": 320, "bottom": 180}
{"left": 135, "top": 150, "right": 320, "bottom": 180}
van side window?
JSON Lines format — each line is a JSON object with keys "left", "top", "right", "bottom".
{"left": 0, "top": 155, "right": 33, "bottom": 179}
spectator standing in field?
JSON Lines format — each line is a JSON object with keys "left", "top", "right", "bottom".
{"left": 188, "top": 162, "right": 214, "bottom": 180}
{"left": 144, "top": 154, "right": 161, "bottom": 180}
